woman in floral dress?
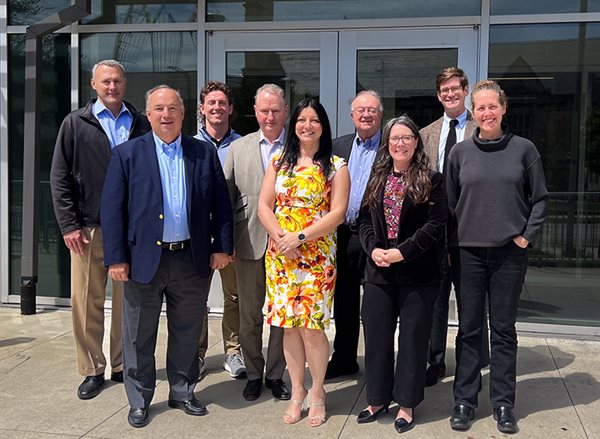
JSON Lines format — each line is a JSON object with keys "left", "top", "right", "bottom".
{"left": 258, "top": 98, "right": 350, "bottom": 427}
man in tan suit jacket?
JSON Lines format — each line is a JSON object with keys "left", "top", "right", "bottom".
{"left": 223, "top": 84, "right": 290, "bottom": 402}
{"left": 420, "top": 67, "right": 481, "bottom": 388}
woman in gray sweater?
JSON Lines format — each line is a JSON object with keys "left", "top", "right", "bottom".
{"left": 446, "top": 80, "right": 548, "bottom": 435}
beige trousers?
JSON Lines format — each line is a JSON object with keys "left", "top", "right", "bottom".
{"left": 71, "top": 227, "right": 123, "bottom": 376}
{"left": 198, "top": 262, "right": 241, "bottom": 358}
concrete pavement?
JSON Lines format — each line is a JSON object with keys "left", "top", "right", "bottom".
{"left": 1, "top": 306, "right": 599, "bottom": 438}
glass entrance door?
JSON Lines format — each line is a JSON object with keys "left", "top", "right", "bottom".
{"left": 337, "top": 27, "right": 479, "bottom": 135}
{"left": 207, "top": 31, "right": 338, "bottom": 135}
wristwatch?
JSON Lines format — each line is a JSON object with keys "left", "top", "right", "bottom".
{"left": 298, "top": 232, "right": 306, "bottom": 243}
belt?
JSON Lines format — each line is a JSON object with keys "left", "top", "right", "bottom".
{"left": 346, "top": 222, "right": 359, "bottom": 234}
{"left": 160, "top": 239, "right": 190, "bottom": 251}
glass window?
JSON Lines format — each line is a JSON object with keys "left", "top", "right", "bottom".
{"left": 226, "top": 51, "right": 320, "bottom": 135}
{"left": 8, "top": 33, "right": 72, "bottom": 297}
{"left": 356, "top": 49, "right": 457, "bottom": 129}
{"left": 80, "top": 32, "right": 198, "bottom": 135}
{"left": 492, "top": 0, "right": 600, "bottom": 15}
{"left": 8, "top": 0, "right": 71, "bottom": 25}
{"left": 489, "top": 23, "right": 600, "bottom": 326}
{"left": 81, "top": 0, "right": 197, "bottom": 25}
{"left": 207, "top": 0, "right": 479, "bottom": 22}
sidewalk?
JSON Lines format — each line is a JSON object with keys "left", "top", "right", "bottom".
{"left": 1, "top": 306, "right": 599, "bottom": 438}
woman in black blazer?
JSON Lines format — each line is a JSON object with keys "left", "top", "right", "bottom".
{"left": 357, "top": 115, "right": 447, "bottom": 434}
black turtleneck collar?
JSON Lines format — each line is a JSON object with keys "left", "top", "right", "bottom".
{"left": 472, "top": 124, "right": 513, "bottom": 153}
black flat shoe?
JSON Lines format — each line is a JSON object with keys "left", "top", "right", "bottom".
{"left": 494, "top": 406, "right": 518, "bottom": 434}
{"left": 127, "top": 407, "right": 149, "bottom": 428}
{"left": 265, "top": 378, "right": 291, "bottom": 400}
{"left": 394, "top": 408, "right": 415, "bottom": 433}
{"left": 110, "top": 371, "right": 123, "bottom": 383}
{"left": 243, "top": 378, "right": 262, "bottom": 401}
{"left": 357, "top": 404, "right": 389, "bottom": 424}
{"left": 168, "top": 398, "right": 208, "bottom": 416}
{"left": 77, "top": 374, "right": 105, "bottom": 400}
{"left": 424, "top": 365, "right": 446, "bottom": 387}
{"left": 450, "top": 404, "right": 475, "bottom": 431}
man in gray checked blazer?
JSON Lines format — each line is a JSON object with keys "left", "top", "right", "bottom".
{"left": 419, "top": 67, "right": 483, "bottom": 388}
{"left": 223, "top": 84, "right": 290, "bottom": 402}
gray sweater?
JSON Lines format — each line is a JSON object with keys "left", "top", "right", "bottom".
{"left": 446, "top": 126, "right": 548, "bottom": 248}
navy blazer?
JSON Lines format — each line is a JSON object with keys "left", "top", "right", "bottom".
{"left": 101, "top": 131, "right": 233, "bottom": 284}
{"left": 358, "top": 171, "right": 448, "bottom": 286}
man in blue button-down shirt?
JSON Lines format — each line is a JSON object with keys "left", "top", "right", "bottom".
{"left": 50, "top": 59, "right": 150, "bottom": 401}
{"left": 327, "top": 90, "right": 383, "bottom": 380}
{"left": 101, "top": 85, "right": 233, "bottom": 428}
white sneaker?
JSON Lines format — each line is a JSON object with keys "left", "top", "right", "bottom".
{"left": 199, "top": 357, "right": 207, "bottom": 375}
{"left": 223, "top": 353, "right": 246, "bottom": 378}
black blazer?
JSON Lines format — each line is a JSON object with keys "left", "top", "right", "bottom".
{"left": 358, "top": 171, "right": 448, "bottom": 285}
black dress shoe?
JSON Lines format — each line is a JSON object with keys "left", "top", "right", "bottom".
{"left": 243, "top": 378, "right": 262, "bottom": 401}
{"left": 494, "top": 406, "right": 518, "bottom": 434}
{"left": 357, "top": 404, "right": 389, "bottom": 424}
{"left": 77, "top": 374, "right": 105, "bottom": 400}
{"left": 127, "top": 408, "right": 149, "bottom": 428}
{"left": 168, "top": 398, "right": 209, "bottom": 416}
{"left": 265, "top": 378, "right": 291, "bottom": 400}
{"left": 324, "top": 360, "right": 359, "bottom": 380}
{"left": 394, "top": 408, "right": 415, "bottom": 433}
{"left": 424, "top": 365, "right": 446, "bottom": 387}
{"left": 110, "top": 371, "right": 123, "bottom": 383}
{"left": 450, "top": 404, "right": 475, "bottom": 431}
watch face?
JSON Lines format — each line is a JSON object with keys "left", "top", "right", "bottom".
{"left": 298, "top": 233, "right": 306, "bottom": 242}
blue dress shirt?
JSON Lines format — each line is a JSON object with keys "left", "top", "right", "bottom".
{"left": 345, "top": 131, "right": 380, "bottom": 224}
{"left": 93, "top": 100, "right": 133, "bottom": 149}
{"left": 259, "top": 129, "right": 286, "bottom": 171}
{"left": 153, "top": 133, "right": 190, "bottom": 242}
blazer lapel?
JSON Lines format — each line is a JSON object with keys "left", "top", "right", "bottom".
{"left": 142, "top": 132, "right": 164, "bottom": 208}
{"left": 250, "top": 132, "right": 266, "bottom": 178}
{"left": 395, "top": 194, "right": 414, "bottom": 246}
{"left": 182, "top": 136, "right": 195, "bottom": 219}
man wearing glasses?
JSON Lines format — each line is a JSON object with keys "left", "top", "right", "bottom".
{"left": 420, "top": 67, "right": 484, "bottom": 388}
{"left": 326, "top": 90, "right": 383, "bottom": 379}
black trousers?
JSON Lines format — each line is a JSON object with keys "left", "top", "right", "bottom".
{"left": 122, "top": 247, "right": 210, "bottom": 409}
{"left": 453, "top": 243, "right": 527, "bottom": 409}
{"left": 331, "top": 225, "right": 365, "bottom": 364}
{"left": 362, "top": 282, "right": 439, "bottom": 407}
{"left": 429, "top": 253, "right": 491, "bottom": 369}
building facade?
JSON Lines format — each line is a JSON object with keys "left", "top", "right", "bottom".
{"left": 1, "top": 0, "right": 599, "bottom": 334}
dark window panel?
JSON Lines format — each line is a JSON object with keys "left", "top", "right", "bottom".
{"left": 8, "top": 0, "right": 71, "bottom": 25}
{"left": 491, "top": 0, "right": 600, "bottom": 15}
{"left": 82, "top": 0, "right": 197, "bottom": 25}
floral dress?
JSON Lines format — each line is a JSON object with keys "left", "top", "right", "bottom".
{"left": 265, "top": 155, "right": 346, "bottom": 330}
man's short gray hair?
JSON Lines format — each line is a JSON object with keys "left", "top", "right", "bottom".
{"left": 145, "top": 85, "right": 185, "bottom": 112}
{"left": 91, "top": 59, "right": 125, "bottom": 79}
{"left": 254, "top": 83, "right": 285, "bottom": 103}
{"left": 351, "top": 90, "right": 384, "bottom": 112}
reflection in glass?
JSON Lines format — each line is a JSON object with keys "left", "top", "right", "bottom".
{"left": 80, "top": 32, "right": 198, "bottom": 135}
{"left": 207, "top": 0, "right": 479, "bottom": 22}
{"left": 82, "top": 0, "right": 197, "bottom": 25}
{"left": 8, "top": 34, "right": 72, "bottom": 297}
{"left": 489, "top": 23, "right": 600, "bottom": 326}
{"left": 226, "top": 51, "right": 320, "bottom": 135}
{"left": 356, "top": 49, "right": 457, "bottom": 131}
{"left": 492, "top": 0, "right": 600, "bottom": 15}
{"left": 8, "top": 0, "right": 71, "bottom": 25}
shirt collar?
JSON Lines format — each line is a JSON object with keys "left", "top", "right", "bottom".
{"left": 153, "top": 132, "right": 182, "bottom": 155}
{"left": 443, "top": 109, "right": 468, "bottom": 128}
{"left": 93, "top": 99, "right": 129, "bottom": 119}
{"left": 202, "top": 126, "right": 232, "bottom": 147}
{"left": 355, "top": 130, "right": 381, "bottom": 149}
{"left": 259, "top": 128, "right": 286, "bottom": 146}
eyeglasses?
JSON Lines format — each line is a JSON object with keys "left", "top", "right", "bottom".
{"left": 438, "top": 86, "right": 463, "bottom": 95}
{"left": 352, "top": 107, "right": 380, "bottom": 116}
{"left": 389, "top": 135, "right": 417, "bottom": 145}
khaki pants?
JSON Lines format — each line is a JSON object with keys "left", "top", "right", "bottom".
{"left": 71, "top": 227, "right": 122, "bottom": 376}
{"left": 198, "top": 262, "right": 241, "bottom": 358}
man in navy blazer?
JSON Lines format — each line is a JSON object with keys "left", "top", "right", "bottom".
{"left": 101, "top": 85, "right": 233, "bottom": 428}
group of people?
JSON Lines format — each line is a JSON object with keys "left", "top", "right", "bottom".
{"left": 50, "top": 60, "right": 547, "bottom": 434}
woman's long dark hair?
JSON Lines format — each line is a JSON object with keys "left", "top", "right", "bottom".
{"left": 276, "top": 98, "right": 333, "bottom": 178}
{"left": 362, "top": 115, "right": 432, "bottom": 209}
